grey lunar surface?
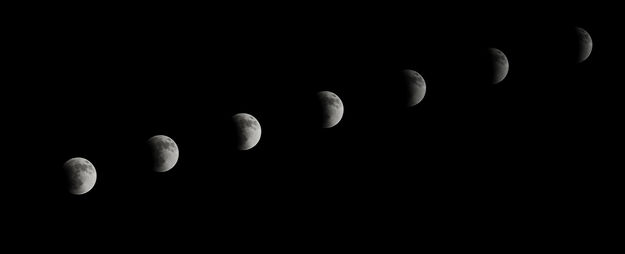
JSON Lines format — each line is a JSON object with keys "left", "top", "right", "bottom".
{"left": 147, "top": 135, "right": 179, "bottom": 172}
{"left": 64, "top": 157, "right": 97, "bottom": 195}
{"left": 318, "top": 91, "right": 344, "bottom": 128}
{"left": 233, "top": 113, "right": 262, "bottom": 150}
{"left": 402, "top": 69, "right": 427, "bottom": 107}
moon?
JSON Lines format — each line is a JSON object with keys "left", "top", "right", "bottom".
{"left": 318, "top": 91, "right": 344, "bottom": 128}
{"left": 233, "top": 113, "right": 262, "bottom": 150}
{"left": 64, "top": 157, "right": 97, "bottom": 195}
{"left": 489, "top": 48, "right": 509, "bottom": 84}
{"left": 576, "top": 27, "right": 592, "bottom": 63}
{"left": 402, "top": 69, "right": 427, "bottom": 107}
{"left": 147, "top": 135, "right": 179, "bottom": 172}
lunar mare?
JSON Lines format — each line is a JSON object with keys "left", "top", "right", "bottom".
{"left": 318, "top": 91, "right": 344, "bottom": 128}
{"left": 402, "top": 69, "right": 427, "bottom": 107}
{"left": 233, "top": 113, "right": 262, "bottom": 150}
{"left": 147, "top": 135, "right": 179, "bottom": 172}
{"left": 489, "top": 48, "right": 509, "bottom": 84}
{"left": 64, "top": 157, "right": 97, "bottom": 195}
{"left": 576, "top": 27, "right": 592, "bottom": 63}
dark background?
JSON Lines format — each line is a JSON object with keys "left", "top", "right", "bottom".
{"left": 3, "top": 3, "right": 620, "bottom": 250}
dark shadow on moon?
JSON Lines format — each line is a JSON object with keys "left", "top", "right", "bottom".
{"left": 468, "top": 48, "right": 509, "bottom": 85}
{"left": 575, "top": 27, "right": 592, "bottom": 63}
{"left": 404, "top": 70, "right": 425, "bottom": 88}
{"left": 153, "top": 137, "right": 177, "bottom": 153}
{"left": 317, "top": 91, "right": 343, "bottom": 128}
{"left": 64, "top": 160, "right": 94, "bottom": 186}
{"left": 237, "top": 115, "right": 260, "bottom": 131}
{"left": 492, "top": 49, "right": 508, "bottom": 66}
{"left": 380, "top": 70, "right": 427, "bottom": 108}
{"left": 319, "top": 92, "right": 342, "bottom": 110}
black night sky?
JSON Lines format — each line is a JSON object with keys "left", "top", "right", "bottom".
{"left": 3, "top": 3, "right": 620, "bottom": 250}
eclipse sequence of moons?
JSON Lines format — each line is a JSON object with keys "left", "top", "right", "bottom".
{"left": 62, "top": 26, "right": 592, "bottom": 195}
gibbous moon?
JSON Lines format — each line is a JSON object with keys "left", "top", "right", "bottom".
{"left": 233, "top": 113, "right": 262, "bottom": 150}
{"left": 64, "top": 157, "right": 97, "bottom": 195}
{"left": 147, "top": 135, "right": 179, "bottom": 172}
{"left": 576, "top": 27, "right": 592, "bottom": 63}
{"left": 489, "top": 48, "right": 509, "bottom": 84}
{"left": 318, "top": 91, "right": 344, "bottom": 128}
{"left": 402, "top": 69, "right": 427, "bottom": 107}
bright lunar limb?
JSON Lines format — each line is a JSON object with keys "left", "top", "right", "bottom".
{"left": 489, "top": 48, "right": 509, "bottom": 84}
{"left": 576, "top": 27, "right": 592, "bottom": 63}
{"left": 147, "top": 135, "right": 179, "bottom": 172}
{"left": 233, "top": 113, "right": 262, "bottom": 150}
{"left": 318, "top": 91, "right": 344, "bottom": 128}
{"left": 64, "top": 157, "right": 97, "bottom": 195}
{"left": 402, "top": 69, "right": 427, "bottom": 107}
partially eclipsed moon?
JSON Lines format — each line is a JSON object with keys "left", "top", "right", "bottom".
{"left": 318, "top": 91, "right": 344, "bottom": 128}
{"left": 233, "top": 113, "right": 262, "bottom": 150}
{"left": 489, "top": 48, "right": 509, "bottom": 84}
{"left": 64, "top": 157, "right": 97, "bottom": 195}
{"left": 402, "top": 69, "right": 427, "bottom": 107}
{"left": 576, "top": 27, "right": 592, "bottom": 63}
{"left": 147, "top": 135, "right": 179, "bottom": 172}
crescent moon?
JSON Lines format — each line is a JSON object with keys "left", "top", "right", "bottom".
{"left": 402, "top": 69, "right": 427, "bottom": 107}
{"left": 147, "top": 135, "right": 180, "bottom": 172}
{"left": 576, "top": 27, "right": 593, "bottom": 63}
{"left": 318, "top": 91, "right": 344, "bottom": 128}
{"left": 233, "top": 113, "right": 262, "bottom": 150}
{"left": 489, "top": 48, "right": 509, "bottom": 84}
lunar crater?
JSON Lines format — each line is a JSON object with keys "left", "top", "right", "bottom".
{"left": 154, "top": 138, "right": 177, "bottom": 153}
{"left": 239, "top": 118, "right": 260, "bottom": 130}
{"left": 321, "top": 96, "right": 342, "bottom": 109}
